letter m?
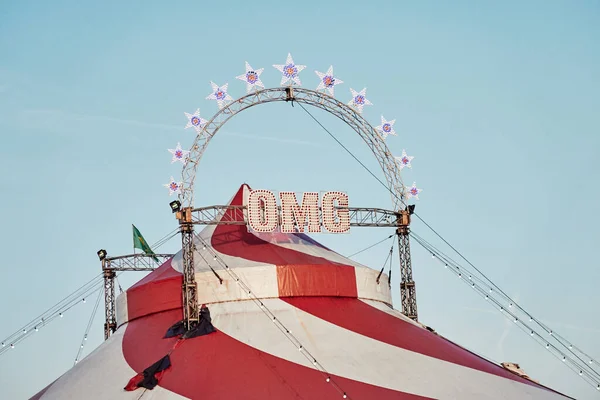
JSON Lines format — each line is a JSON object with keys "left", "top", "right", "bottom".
{"left": 279, "top": 192, "right": 320, "bottom": 233}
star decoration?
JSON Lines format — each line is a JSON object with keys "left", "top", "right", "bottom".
{"left": 315, "top": 66, "right": 343, "bottom": 96}
{"left": 206, "top": 82, "right": 233, "bottom": 109}
{"left": 164, "top": 177, "right": 182, "bottom": 196}
{"left": 236, "top": 61, "right": 265, "bottom": 93}
{"left": 395, "top": 150, "right": 414, "bottom": 170}
{"left": 376, "top": 116, "right": 396, "bottom": 139}
{"left": 405, "top": 182, "right": 422, "bottom": 200}
{"left": 348, "top": 88, "right": 372, "bottom": 113}
{"left": 184, "top": 109, "right": 207, "bottom": 133}
{"left": 273, "top": 53, "right": 306, "bottom": 86}
{"left": 168, "top": 143, "right": 190, "bottom": 164}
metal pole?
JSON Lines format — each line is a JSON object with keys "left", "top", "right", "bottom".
{"left": 397, "top": 210, "right": 418, "bottom": 321}
{"left": 103, "top": 261, "right": 116, "bottom": 340}
{"left": 178, "top": 207, "right": 199, "bottom": 330}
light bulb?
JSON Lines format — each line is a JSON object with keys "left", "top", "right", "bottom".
{"left": 431, "top": 254, "right": 435, "bottom": 259}
{"left": 562, "top": 357, "right": 566, "bottom": 362}
{"left": 23, "top": 329, "right": 26, "bottom": 333}
{"left": 34, "top": 327, "right": 38, "bottom": 332}
{"left": 80, "top": 344, "right": 83, "bottom": 348}
{"left": 343, "top": 394, "right": 347, "bottom": 399}
{"left": 444, "top": 264, "right": 448, "bottom": 268}
{"left": 202, "top": 245, "right": 206, "bottom": 250}
{"left": 1, "top": 342, "right": 4, "bottom": 347}
{"left": 546, "top": 344, "right": 549, "bottom": 349}
{"left": 299, "top": 346, "right": 303, "bottom": 351}
{"left": 84, "top": 335, "right": 87, "bottom": 341}
{"left": 326, "top": 377, "right": 331, "bottom": 383}
{"left": 82, "top": 298, "right": 86, "bottom": 303}
{"left": 579, "top": 371, "right": 583, "bottom": 376}
{"left": 514, "top": 318, "right": 518, "bottom": 323}
{"left": 213, "top": 256, "right": 217, "bottom": 261}
{"left": 509, "top": 303, "right": 512, "bottom": 308}
{"left": 530, "top": 331, "right": 534, "bottom": 336}
{"left": 10, "top": 344, "right": 14, "bottom": 348}
{"left": 59, "top": 313, "right": 63, "bottom": 317}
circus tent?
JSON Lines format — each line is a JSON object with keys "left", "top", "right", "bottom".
{"left": 30, "top": 184, "right": 571, "bottom": 400}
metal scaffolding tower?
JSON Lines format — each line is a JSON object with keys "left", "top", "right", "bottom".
{"left": 176, "top": 207, "right": 199, "bottom": 330}
{"left": 101, "top": 253, "right": 173, "bottom": 340}
{"left": 397, "top": 209, "right": 418, "bottom": 321}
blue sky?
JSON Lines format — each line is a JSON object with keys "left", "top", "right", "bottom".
{"left": 0, "top": 0, "right": 599, "bottom": 398}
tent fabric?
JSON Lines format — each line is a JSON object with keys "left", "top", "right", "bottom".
{"left": 30, "top": 184, "right": 572, "bottom": 399}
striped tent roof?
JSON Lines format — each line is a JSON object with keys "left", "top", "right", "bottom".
{"left": 31, "top": 184, "right": 571, "bottom": 400}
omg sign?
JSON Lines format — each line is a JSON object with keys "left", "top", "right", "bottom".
{"left": 245, "top": 190, "right": 350, "bottom": 233}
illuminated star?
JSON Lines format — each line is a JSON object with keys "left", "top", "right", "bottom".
{"left": 236, "top": 61, "right": 265, "bottom": 93}
{"left": 315, "top": 66, "right": 343, "bottom": 96}
{"left": 405, "top": 182, "right": 422, "bottom": 200}
{"left": 206, "top": 82, "right": 233, "bottom": 109}
{"left": 395, "top": 150, "right": 414, "bottom": 170}
{"left": 168, "top": 143, "right": 190, "bottom": 164}
{"left": 273, "top": 53, "right": 306, "bottom": 86}
{"left": 376, "top": 116, "right": 396, "bottom": 139}
{"left": 164, "top": 177, "right": 182, "bottom": 196}
{"left": 184, "top": 109, "right": 207, "bottom": 133}
{"left": 348, "top": 88, "right": 372, "bottom": 113}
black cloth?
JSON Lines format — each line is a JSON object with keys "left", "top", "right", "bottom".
{"left": 163, "top": 306, "right": 216, "bottom": 339}
{"left": 124, "top": 355, "right": 171, "bottom": 391}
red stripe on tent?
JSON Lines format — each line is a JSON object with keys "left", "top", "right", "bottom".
{"left": 277, "top": 264, "right": 358, "bottom": 297}
{"left": 123, "top": 309, "right": 431, "bottom": 400}
{"left": 283, "top": 297, "right": 549, "bottom": 390}
{"left": 211, "top": 185, "right": 347, "bottom": 266}
{"left": 126, "top": 260, "right": 182, "bottom": 321}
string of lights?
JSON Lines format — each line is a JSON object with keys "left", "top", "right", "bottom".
{"left": 0, "top": 274, "right": 104, "bottom": 353}
{"left": 298, "top": 102, "right": 599, "bottom": 391}
{"left": 410, "top": 232, "right": 600, "bottom": 392}
{"left": 346, "top": 234, "right": 394, "bottom": 258}
{"left": 149, "top": 228, "right": 179, "bottom": 251}
{"left": 411, "top": 230, "right": 600, "bottom": 381}
{"left": 0, "top": 281, "right": 105, "bottom": 356}
{"left": 74, "top": 288, "right": 103, "bottom": 365}
{"left": 0, "top": 228, "right": 178, "bottom": 357}
{"left": 196, "top": 236, "right": 352, "bottom": 399}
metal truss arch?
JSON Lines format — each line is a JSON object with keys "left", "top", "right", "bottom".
{"left": 180, "top": 87, "right": 405, "bottom": 210}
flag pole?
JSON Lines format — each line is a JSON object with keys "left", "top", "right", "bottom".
{"left": 132, "top": 224, "right": 136, "bottom": 255}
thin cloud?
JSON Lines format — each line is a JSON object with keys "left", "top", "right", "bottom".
{"left": 19, "top": 108, "right": 322, "bottom": 148}
{"left": 21, "top": 109, "right": 181, "bottom": 131}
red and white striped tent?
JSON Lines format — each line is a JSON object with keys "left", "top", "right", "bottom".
{"left": 31, "top": 184, "right": 571, "bottom": 399}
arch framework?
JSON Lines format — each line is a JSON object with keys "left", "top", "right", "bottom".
{"left": 180, "top": 87, "right": 406, "bottom": 211}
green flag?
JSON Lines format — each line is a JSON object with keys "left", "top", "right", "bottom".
{"left": 132, "top": 225, "right": 159, "bottom": 262}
